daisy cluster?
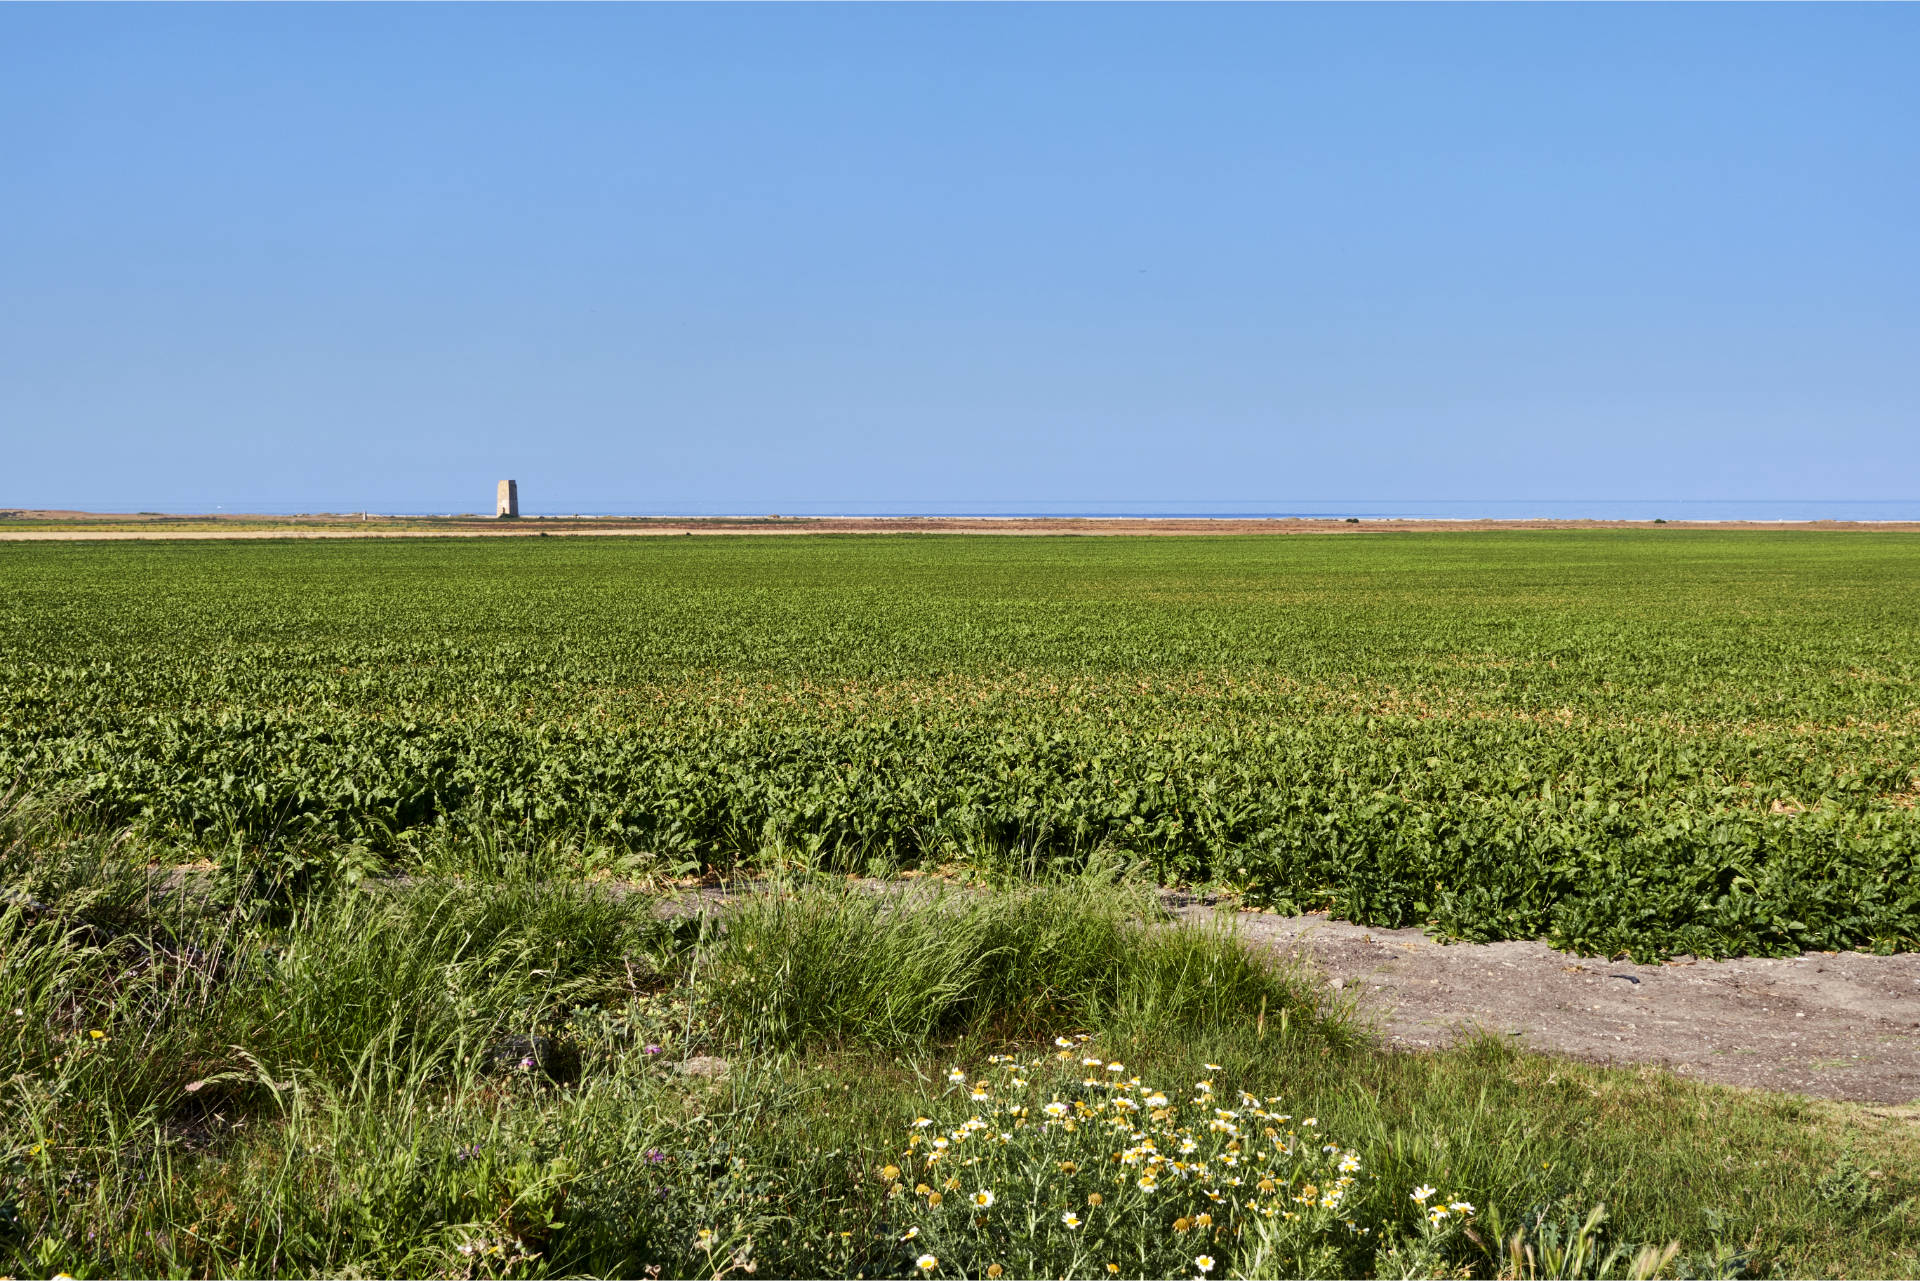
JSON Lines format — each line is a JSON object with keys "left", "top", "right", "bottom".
{"left": 882, "top": 1036, "right": 1471, "bottom": 1279}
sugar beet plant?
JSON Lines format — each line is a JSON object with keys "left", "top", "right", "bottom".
{"left": 1, "top": 532, "right": 1916, "bottom": 957}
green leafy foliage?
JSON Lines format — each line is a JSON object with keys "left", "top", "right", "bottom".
{"left": 2, "top": 532, "right": 1916, "bottom": 957}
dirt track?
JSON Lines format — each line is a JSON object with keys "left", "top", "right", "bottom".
{"left": 1188, "top": 907, "right": 1920, "bottom": 1104}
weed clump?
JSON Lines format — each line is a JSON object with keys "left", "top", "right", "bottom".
{"left": 880, "top": 1040, "right": 1475, "bottom": 1279}
{"left": 702, "top": 879, "right": 1350, "bottom": 1050}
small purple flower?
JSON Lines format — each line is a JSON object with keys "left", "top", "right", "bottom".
{"left": 644, "top": 1044, "right": 664, "bottom": 1056}
{"left": 645, "top": 1148, "right": 667, "bottom": 1164}
{"left": 520, "top": 1056, "right": 536, "bottom": 1069}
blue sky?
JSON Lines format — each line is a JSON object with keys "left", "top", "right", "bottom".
{"left": 4, "top": 4, "right": 1915, "bottom": 515}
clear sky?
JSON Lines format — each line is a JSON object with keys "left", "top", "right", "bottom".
{"left": 4, "top": 4, "right": 1915, "bottom": 516}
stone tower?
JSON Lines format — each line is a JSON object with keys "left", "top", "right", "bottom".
{"left": 496, "top": 479, "right": 519, "bottom": 518}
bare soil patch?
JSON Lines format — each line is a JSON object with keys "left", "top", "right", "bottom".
{"left": 1190, "top": 906, "right": 1920, "bottom": 1104}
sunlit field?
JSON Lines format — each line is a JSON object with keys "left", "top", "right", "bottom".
{"left": 4, "top": 532, "right": 1916, "bottom": 958}
{"left": 4, "top": 533, "right": 1920, "bottom": 1276}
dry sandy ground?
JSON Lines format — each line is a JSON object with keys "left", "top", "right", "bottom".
{"left": 6, "top": 512, "right": 1920, "bottom": 540}
{"left": 1172, "top": 905, "right": 1920, "bottom": 1104}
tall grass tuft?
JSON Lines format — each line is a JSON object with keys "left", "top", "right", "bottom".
{"left": 702, "top": 877, "right": 1352, "bottom": 1050}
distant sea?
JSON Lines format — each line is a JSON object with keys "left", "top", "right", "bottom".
{"left": 531, "top": 500, "right": 1920, "bottom": 522}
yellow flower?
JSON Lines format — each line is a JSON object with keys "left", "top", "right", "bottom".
{"left": 881, "top": 1164, "right": 901, "bottom": 1181}
{"left": 943, "top": 1176, "right": 961, "bottom": 1191}
{"left": 1173, "top": 1217, "right": 1192, "bottom": 1233}
{"left": 915, "top": 1183, "right": 932, "bottom": 1196}
{"left": 88, "top": 1030, "right": 106, "bottom": 1040}
{"left": 988, "top": 1266, "right": 1005, "bottom": 1279}
{"left": 695, "top": 1228, "right": 715, "bottom": 1247}
{"left": 1107, "top": 1265, "right": 1120, "bottom": 1276}
{"left": 1195, "top": 1254, "right": 1216, "bottom": 1274}
{"left": 1061, "top": 1211, "right": 1083, "bottom": 1229}
{"left": 1194, "top": 1212, "right": 1213, "bottom": 1228}
{"left": 927, "top": 1191, "right": 943, "bottom": 1207}
{"left": 1087, "top": 1192, "right": 1104, "bottom": 1207}
{"left": 917, "top": 1253, "right": 938, "bottom": 1272}
{"left": 1058, "top": 1160, "right": 1079, "bottom": 1173}
{"left": 971, "top": 1189, "right": 996, "bottom": 1209}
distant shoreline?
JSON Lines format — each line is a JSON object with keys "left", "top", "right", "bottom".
{"left": 4, "top": 511, "right": 1920, "bottom": 540}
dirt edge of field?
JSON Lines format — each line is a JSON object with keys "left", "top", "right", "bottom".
{"left": 117, "top": 869, "right": 1919, "bottom": 1103}
{"left": 1169, "top": 904, "right": 1920, "bottom": 1106}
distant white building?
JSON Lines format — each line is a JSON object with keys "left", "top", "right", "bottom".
{"left": 496, "top": 479, "right": 519, "bottom": 518}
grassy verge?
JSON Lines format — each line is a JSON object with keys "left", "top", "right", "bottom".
{"left": 2, "top": 819, "right": 1916, "bottom": 1278}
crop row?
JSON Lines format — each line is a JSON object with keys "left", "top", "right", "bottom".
{"left": 1, "top": 533, "right": 1915, "bottom": 958}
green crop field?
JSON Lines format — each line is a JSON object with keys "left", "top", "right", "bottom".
{"left": 2, "top": 532, "right": 1916, "bottom": 958}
